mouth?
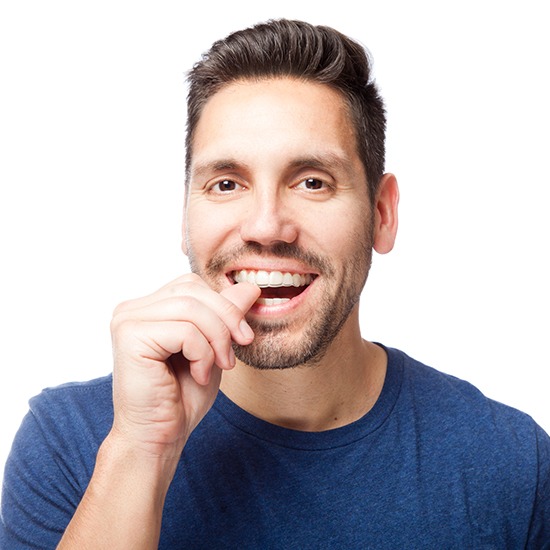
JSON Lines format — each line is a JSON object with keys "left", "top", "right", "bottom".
{"left": 230, "top": 269, "right": 315, "bottom": 306}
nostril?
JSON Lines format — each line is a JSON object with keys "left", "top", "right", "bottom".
{"left": 239, "top": 210, "right": 298, "bottom": 246}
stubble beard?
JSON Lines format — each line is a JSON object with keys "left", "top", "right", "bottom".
{"left": 186, "top": 231, "right": 373, "bottom": 371}
{"left": 233, "top": 269, "right": 367, "bottom": 370}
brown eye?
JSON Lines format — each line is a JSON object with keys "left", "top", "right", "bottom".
{"left": 212, "top": 179, "right": 239, "bottom": 193}
{"left": 297, "top": 178, "right": 325, "bottom": 191}
{"left": 305, "top": 178, "right": 323, "bottom": 189}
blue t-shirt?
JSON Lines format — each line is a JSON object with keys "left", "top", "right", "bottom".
{"left": 1, "top": 347, "right": 549, "bottom": 548}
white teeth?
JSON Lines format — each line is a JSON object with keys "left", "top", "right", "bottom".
{"left": 232, "top": 269, "right": 313, "bottom": 288}
{"left": 269, "top": 271, "right": 284, "bottom": 287}
{"left": 256, "top": 297, "right": 291, "bottom": 306}
{"left": 282, "top": 272, "right": 293, "bottom": 286}
{"left": 255, "top": 270, "right": 270, "bottom": 287}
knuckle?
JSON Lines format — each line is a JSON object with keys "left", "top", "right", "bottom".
{"left": 169, "top": 280, "right": 206, "bottom": 298}
{"left": 110, "top": 313, "right": 122, "bottom": 333}
{"left": 170, "top": 273, "right": 204, "bottom": 291}
{"left": 112, "top": 299, "right": 133, "bottom": 318}
{"left": 219, "top": 322, "right": 231, "bottom": 339}
{"left": 219, "top": 298, "right": 242, "bottom": 322}
{"left": 184, "top": 272, "right": 203, "bottom": 284}
{"left": 203, "top": 347, "right": 215, "bottom": 365}
{"left": 110, "top": 316, "right": 138, "bottom": 339}
{"left": 173, "top": 294, "right": 199, "bottom": 311}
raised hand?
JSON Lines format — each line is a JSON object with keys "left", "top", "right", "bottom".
{"left": 109, "top": 274, "right": 261, "bottom": 456}
{"left": 58, "top": 274, "right": 260, "bottom": 548}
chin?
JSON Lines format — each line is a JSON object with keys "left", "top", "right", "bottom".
{"left": 233, "top": 316, "right": 338, "bottom": 370}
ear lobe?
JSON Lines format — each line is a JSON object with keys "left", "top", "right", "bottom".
{"left": 373, "top": 173, "right": 399, "bottom": 255}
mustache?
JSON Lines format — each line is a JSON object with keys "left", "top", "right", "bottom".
{"left": 204, "top": 242, "right": 335, "bottom": 277}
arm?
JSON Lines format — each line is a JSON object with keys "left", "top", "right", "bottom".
{"left": 57, "top": 274, "right": 260, "bottom": 549}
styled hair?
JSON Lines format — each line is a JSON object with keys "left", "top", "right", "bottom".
{"left": 186, "top": 19, "right": 386, "bottom": 201}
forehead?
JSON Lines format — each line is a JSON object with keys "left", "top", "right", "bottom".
{"left": 189, "top": 77, "right": 360, "bottom": 177}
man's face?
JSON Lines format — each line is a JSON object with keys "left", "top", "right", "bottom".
{"left": 185, "top": 77, "right": 374, "bottom": 369}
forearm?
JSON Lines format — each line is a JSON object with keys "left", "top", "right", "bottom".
{"left": 57, "top": 432, "right": 181, "bottom": 549}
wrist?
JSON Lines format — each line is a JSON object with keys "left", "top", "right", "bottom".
{"left": 58, "top": 430, "right": 183, "bottom": 548}
{"left": 98, "top": 428, "right": 184, "bottom": 495}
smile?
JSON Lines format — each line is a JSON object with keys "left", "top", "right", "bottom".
{"left": 231, "top": 269, "right": 315, "bottom": 306}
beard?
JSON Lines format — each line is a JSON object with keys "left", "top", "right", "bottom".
{"left": 186, "top": 228, "right": 373, "bottom": 370}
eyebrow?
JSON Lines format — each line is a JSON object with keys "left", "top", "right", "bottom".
{"left": 191, "top": 160, "right": 246, "bottom": 180}
{"left": 191, "top": 152, "right": 353, "bottom": 181}
{"left": 287, "top": 152, "right": 352, "bottom": 173}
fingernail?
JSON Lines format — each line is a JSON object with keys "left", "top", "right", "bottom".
{"left": 239, "top": 319, "right": 254, "bottom": 341}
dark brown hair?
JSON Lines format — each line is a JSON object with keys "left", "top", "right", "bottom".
{"left": 186, "top": 19, "right": 386, "bottom": 202}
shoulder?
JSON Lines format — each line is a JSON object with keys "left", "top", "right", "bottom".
{"left": 28, "top": 374, "right": 114, "bottom": 438}
{"left": 386, "top": 347, "right": 550, "bottom": 540}
{"left": 30, "top": 373, "right": 113, "bottom": 410}
{"left": 386, "top": 346, "right": 550, "bottom": 469}
{"left": 389, "top": 346, "right": 540, "bottom": 430}
{"left": 1, "top": 376, "right": 114, "bottom": 547}
{"left": 19, "top": 375, "right": 114, "bottom": 469}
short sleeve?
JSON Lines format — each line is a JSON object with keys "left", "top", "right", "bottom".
{"left": 1, "top": 410, "right": 79, "bottom": 549}
{"left": 527, "top": 424, "right": 550, "bottom": 548}
{"left": 1, "top": 377, "right": 112, "bottom": 549}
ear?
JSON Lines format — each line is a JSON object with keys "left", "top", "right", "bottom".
{"left": 372, "top": 173, "right": 399, "bottom": 254}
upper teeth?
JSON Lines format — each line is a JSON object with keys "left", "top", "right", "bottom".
{"left": 232, "top": 269, "right": 313, "bottom": 288}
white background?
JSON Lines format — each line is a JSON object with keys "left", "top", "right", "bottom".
{"left": 1, "top": 1, "right": 549, "bottom": 484}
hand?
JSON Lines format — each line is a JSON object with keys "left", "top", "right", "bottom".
{"left": 58, "top": 275, "right": 260, "bottom": 547}
{"left": 108, "top": 274, "right": 261, "bottom": 459}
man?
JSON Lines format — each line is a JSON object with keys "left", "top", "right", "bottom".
{"left": 1, "top": 19, "right": 549, "bottom": 549}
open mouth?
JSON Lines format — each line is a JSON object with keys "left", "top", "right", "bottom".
{"left": 230, "top": 269, "right": 315, "bottom": 305}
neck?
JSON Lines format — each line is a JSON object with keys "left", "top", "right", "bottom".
{"left": 219, "top": 309, "right": 387, "bottom": 431}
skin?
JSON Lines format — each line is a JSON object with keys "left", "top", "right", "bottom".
{"left": 58, "top": 77, "right": 398, "bottom": 548}
{"left": 185, "top": 78, "right": 399, "bottom": 429}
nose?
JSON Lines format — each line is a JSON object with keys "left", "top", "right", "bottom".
{"left": 239, "top": 188, "right": 298, "bottom": 246}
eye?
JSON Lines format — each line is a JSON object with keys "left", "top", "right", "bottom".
{"left": 295, "top": 177, "right": 328, "bottom": 191}
{"left": 210, "top": 179, "right": 241, "bottom": 194}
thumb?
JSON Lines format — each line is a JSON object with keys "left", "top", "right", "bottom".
{"left": 221, "top": 282, "right": 261, "bottom": 314}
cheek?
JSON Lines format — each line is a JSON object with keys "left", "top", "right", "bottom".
{"left": 186, "top": 204, "right": 239, "bottom": 257}
{"left": 313, "top": 206, "right": 370, "bottom": 255}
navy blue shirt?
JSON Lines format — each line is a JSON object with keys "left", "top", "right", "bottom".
{"left": 2, "top": 347, "right": 549, "bottom": 548}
